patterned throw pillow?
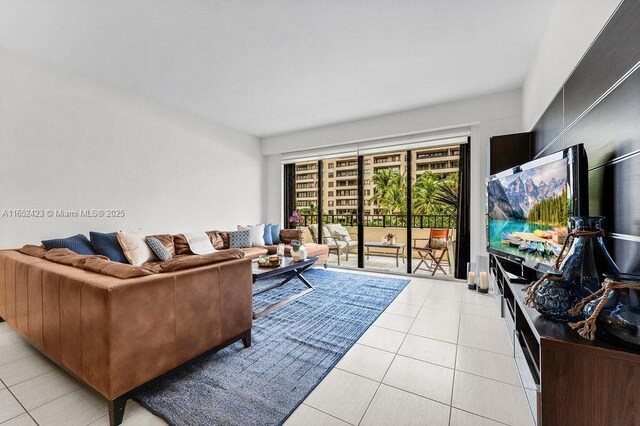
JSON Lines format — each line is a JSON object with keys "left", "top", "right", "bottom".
{"left": 229, "top": 230, "right": 252, "bottom": 248}
{"left": 42, "top": 234, "right": 97, "bottom": 255}
{"left": 90, "top": 231, "right": 128, "bottom": 263}
{"left": 145, "top": 237, "right": 172, "bottom": 261}
{"left": 237, "top": 224, "right": 265, "bottom": 247}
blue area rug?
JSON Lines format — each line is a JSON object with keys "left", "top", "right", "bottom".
{"left": 135, "top": 269, "right": 410, "bottom": 426}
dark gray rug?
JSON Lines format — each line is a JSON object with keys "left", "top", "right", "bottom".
{"left": 134, "top": 269, "right": 410, "bottom": 426}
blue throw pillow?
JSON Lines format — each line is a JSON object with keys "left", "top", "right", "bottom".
{"left": 271, "top": 223, "right": 281, "bottom": 244}
{"left": 145, "top": 236, "right": 172, "bottom": 261}
{"left": 42, "top": 234, "right": 97, "bottom": 255}
{"left": 263, "top": 224, "right": 273, "bottom": 245}
{"left": 229, "top": 230, "right": 252, "bottom": 248}
{"left": 89, "top": 231, "right": 128, "bottom": 263}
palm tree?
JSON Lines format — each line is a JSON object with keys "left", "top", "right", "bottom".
{"left": 432, "top": 172, "right": 459, "bottom": 224}
{"left": 412, "top": 171, "right": 440, "bottom": 215}
{"left": 370, "top": 169, "right": 406, "bottom": 214}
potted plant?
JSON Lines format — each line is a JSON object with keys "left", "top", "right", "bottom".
{"left": 384, "top": 233, "right": 396, "bottom": 245}
{"left": 288, "top": 210, "right": 302, "bottom": 241}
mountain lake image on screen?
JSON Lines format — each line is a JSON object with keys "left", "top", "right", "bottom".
{"left": 487, "top": 156, "right": 571, "bottom": 268}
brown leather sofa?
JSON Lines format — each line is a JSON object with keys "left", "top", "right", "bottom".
{"left": 0, "top": 249, "right": 253, "bottom": 426}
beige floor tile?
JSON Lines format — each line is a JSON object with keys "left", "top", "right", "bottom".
{"left": 335, "top": 344, "right": 395, "bottom": 381}
{"left": 0, "top": 389, "right": 25, "bottom": 423}
{"left": 462, "top": 291, "right": 499, "bottom": 307}
{"left": 372, "top": 312, "right": 414, "bottom": 333}
{"left": 462, "top": 303, "right": 501, "bottom": 319}
{"left": 304, "top": 369, "right": 379, "bottom": 425}
{"left": 428, "top": 286, "right": 463, "bottom": 302}
{"left": 416, "top": 306, "right": 460, "bottom": 327}
{"left": 452, "top": 371, "right": 534, "bottom": 426}
{"left": 449, "top": 408, "right": 504, "bottom": 426}
{"left": 0, "top": 339, "right": 37, "bottom": 367}
{"left": 460, "top": 313, "right": 507, "bottom": 334}
{"left": 30, "top": 387, "right": 107, "bottom": 426}
{"left": 384, "top": 301, "right": 421, "bottom": 318}
{"left": 455, "top": 346, "right": 521, "bottom": 386}
{"left": 392, "top": 291, "right": 428, "bottom": 307}
{"left": 0, "top": 353, "right": 56, "bottom": 387}
{"left": 0, "top": 323, "right": 13, "bottom": 335}
{"left": 458, "top": 326, "right": 513, "bottom": 356}
{"left": 0, "top": 414, "right": 37, "bottom": 426}
{"left": 408, "top": 318, "right": 458, "bottom": 344}
{"left": 88, "top": 400, "right": 167, "bottom": 426}
{"left": 357, "top": 326, "right": 406, "bottom": 353}
{"left": 422, "top": 297, "right": 462, "bottom": 312}
{"left": 397, "top": 334, "right": 456, "bottom": 369}
{"left": 10, "top": 369, "right": 82, "bottom": 410}
{"left": 283, "top": 404, "right": 350, "bottom": 426}
{"left": 382, "top": 355, "right": 453, "bottom": 405}
{"left": 360, "top": 384, "right": 449, "bottom": 426}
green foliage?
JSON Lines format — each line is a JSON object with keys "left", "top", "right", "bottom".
{"left": 526, "top": 187, "right": 569, "bottom": 226}
{"left": 369, "top": 169, "right": 459, "bottom": 223}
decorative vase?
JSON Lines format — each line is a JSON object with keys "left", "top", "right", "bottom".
{"left": 531, "top": 216, "right": 619, "bottom": 321}
{"left": 299, "top": 245, "right": 308, "bottom": 261}
{"left": 581, "top": 273, "right": 640, "bottom": 347}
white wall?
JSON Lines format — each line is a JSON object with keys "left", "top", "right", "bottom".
{"left": 521, "top": 0, "right": 620, "bottom": 131}
{"left": 262, "top": 90, "right": 523, "bottom": 261}
{"left": 0, "top": 49, "right": 263, "bottom": 248}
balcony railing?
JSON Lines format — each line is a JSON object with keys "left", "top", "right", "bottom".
{"left": 297, "top": 214, "right": 455, "bottom": 229}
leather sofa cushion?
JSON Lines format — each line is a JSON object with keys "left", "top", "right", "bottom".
{"left": 43, "top": 248, "right": 154, "bottom": 278}
{"left": 206, "top": 231, "right": 229, "bottom": 249}
{"left": 241, "top": 247, "right": 268, "bottom": 259}
{"left": 157, "top": 249, "right": 244, "bottom": 272}
{"left": 280, "top": 229, "right": 304, "bottom": 244}
{"left": 172, "top": 234, "right": 193, "bottom": 255}
{"left": 19, "top": 245, "right": 47, "bottom": 259}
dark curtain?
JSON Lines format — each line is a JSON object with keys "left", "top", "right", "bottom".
{"left": 454, "top": 140, "right": 471, "bottom": 279}
{"left": 283, "top": 163, "right": 296, "bottom": 227}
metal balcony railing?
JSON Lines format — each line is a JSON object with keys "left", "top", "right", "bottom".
{"left": 296, "top": 214, "right": 455, "bottom": 229}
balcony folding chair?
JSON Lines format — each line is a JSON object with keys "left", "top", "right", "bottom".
{"left": 412, "top": 228, "right": 450, "bottom": 275}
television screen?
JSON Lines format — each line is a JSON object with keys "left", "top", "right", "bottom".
{"left": 486, "top": 144, "right": 587, "bottom": 270}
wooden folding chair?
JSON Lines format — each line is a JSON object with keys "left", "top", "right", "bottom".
{"left": 412, "top": 228, "right": 450, "bottom": 275}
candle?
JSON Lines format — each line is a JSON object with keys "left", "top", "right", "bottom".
{"left": 478, "top": 271, "right": 489, "bottom": 293}
{"left": 467, "top": 271, "right": 476, "bottom": 290}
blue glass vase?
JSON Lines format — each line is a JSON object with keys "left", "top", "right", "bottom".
{"left": 583, "top": 273, "right": 640, "bottom": 347}
{"left": 534, "top": 216, "right": 619, "bottom": 321}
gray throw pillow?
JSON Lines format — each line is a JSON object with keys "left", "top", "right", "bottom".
{"left": 145, "top": 236, "right": 172, "bottom": 261}
{"left": 229, "top": 230, "right": 252, "bottom": 248}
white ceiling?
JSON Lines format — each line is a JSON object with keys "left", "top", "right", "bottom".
{"left": 0, "top": 0, "right": 556, "bottom": 137}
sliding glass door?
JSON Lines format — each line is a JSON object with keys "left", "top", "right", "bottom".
{"left": 283, "top": 139, "right": 468, "bottom": 278}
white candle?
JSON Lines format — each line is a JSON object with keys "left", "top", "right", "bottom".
{"left": 479, "top": 271, "right": 488, "bottom": 290}
{"left": 467, "top": 271, "right": 476, "bottom": 286}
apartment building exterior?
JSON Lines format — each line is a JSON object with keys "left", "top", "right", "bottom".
{"left": 293, "top": 144, "right": 460, "bottom": 216}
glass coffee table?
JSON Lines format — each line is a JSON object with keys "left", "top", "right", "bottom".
{"left": 251, "top": 256, "right": 318, "bottom": 319}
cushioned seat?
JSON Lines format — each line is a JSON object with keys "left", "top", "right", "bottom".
{"left": 241, "top": 247, "right": 269, "bottom": 259}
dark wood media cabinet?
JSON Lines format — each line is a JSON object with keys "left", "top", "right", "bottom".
{"left": 489, "top": 254, "right": 640, "bottom": 426}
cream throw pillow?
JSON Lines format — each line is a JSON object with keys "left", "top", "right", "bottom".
{"left": 182, "top": 232, "right": 216, "bottom": 255}
{"left": 117, "top": 230, "right": 157, "bottom": 266}
{"left": 237, "top": 224, "right": 265, "bottom": 247}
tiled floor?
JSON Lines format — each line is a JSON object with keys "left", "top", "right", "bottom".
{"left": 0, "top": 269, "right": 533, "bottom": 426}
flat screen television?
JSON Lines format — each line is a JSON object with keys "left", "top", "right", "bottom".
{"left": 486, "top": 144, "right": 588, "bottom": 271}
